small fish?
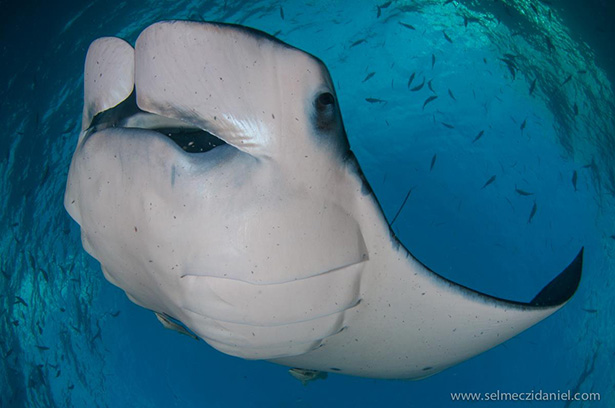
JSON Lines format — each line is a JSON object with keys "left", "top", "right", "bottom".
{"left": 423, "top": 95, "right": 438, "bottom": 109}
{"left": 520, "top": 118, "right": 527, "bottom": 131}
{"left": 577, "top": 70, "right": 587, "bottom": 74}
{"left": 68, "top": 384, "right": 74, "bottom": 390}
{"left": 530, "top": 3, "right": 538, "bottom": 13}
{"left": 448, "top": 89, "right": 456, "bottom": 101}
{"left": 610, "top": 235, "right": 615, "bottom": 240}
{"left": 481, "top": 175, "right": 496, "bottom": 189}
{"left": 156, "top": 312, "right": 199, "bottom": 341}
{"left": 362, "top": 72, "right": 375, "bottom": 82}
{"left": 573, "top": 103, "right": 579, "bottom": 115}
{"left": 399, "top": 22, "right": 415, "bottom": 30}
{"left": 92, "top": 326, "right": 102, "bottom": 343}
{"left": 528, "top": 202, "right": 537, "bottom": 223}
{"left": 472, "top": 130, "right": 484, "bottom": 143}
{"left": 379, "top": 0, "right": 392, "bottom": 8}
{"left": 572, "top": 170, "right": 578, "bottom": 191}
{"left": 40, "top": 164, "right": 49, "bottom": 185}
{"left": 279, "top": 6, "right": 284, "bottom": 20}
{"left": 407, "top": 72, "right": 416, "bottom": 88}
{"left": 582, "top": 158, "right": 597, "bottom": 170}
{"left": 365, "top": 97, "right": 387, "bottom": 104}
{"left": 390, "top": 187, "right": 414, "bottom": 226}
{"left": 56, "top": 370, "right": 61, "bottom": 378}
{"left": 503, "top": 53, "right": 517, "bottom": 60}
{"left": 561, "top": 74, "right": 572, "bottom": 86}
{"left": 289, "top": 368, "right": 328, "bottom": 386}
{"left": 501, "top": 59, "right": 516, "bottom": 79}
{"left": 427, "top": 79, "right": 435, "bottom": 93}
{"left": 410, "top": 78, "right": 425, "bottom": 91}
{"left": 15, "top": 296, "right": 28, "bottom": 307}
{"left": 350, "top": 39, "right": 367, "bottom": 48}
{"left": 529, "top": 78, "right": 537, "bottom": 95}
{"left": 376, "top": 6, "right": 381, "bottom": 18}
{"left": 36, "top": 345, "right": 50, "bottom": 351}
{"left": 110, "top": 311, "right": 121, "bottom": 317}
{"left": 582, "top": 308, "right": 597, "bottom": 314}
{"left": 443, "top": 31, "right": 453, "bottom": 43}
{"left": 39, "top": 269, "right": 48, "bottom": 282}
{"left": 5, "top": 348, "right": 13, "bottom": 358}
{"left": 545, "top": 36, "right": 555, "bottom": 52}
{"left": 27, "top": 252, "right": 35, "bottom": 269}
{"left": 441, "top": 122, "right": 455, "bottom": 129}
{"left": 431, "top": 54, "right": 436, "bottom": 69}
{"left": 430, "top": 154, "right": 437, "bottom": 171}
{"left": 515, "top": 187, "right": 533, "bottom": 196}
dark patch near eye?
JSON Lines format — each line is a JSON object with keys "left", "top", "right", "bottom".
{"left": 344, "top": 151, "right": 374, "bottom": 197}
{"left": 312, "top": 91, "right": 346, "bottom": 145}
{"left": 316, "top": 92, "right": 335, "bottom": 110}
{"left": 360, "top": 177, "right": 373, "bottom": 196}
{"left": 153, "top": 127, "right": 227, "bottom": 153}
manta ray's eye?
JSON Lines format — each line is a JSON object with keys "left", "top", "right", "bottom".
{"left": 315, "top": 92, "right": 335, "bottom": 111}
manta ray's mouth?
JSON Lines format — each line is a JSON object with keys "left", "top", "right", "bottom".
{"left": 89, "top": 91, "right": 227, "bottom": 154}
{"left": 153, "top": 127, "right": 226, "bottom": 153}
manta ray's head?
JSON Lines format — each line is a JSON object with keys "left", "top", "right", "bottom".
{"left": 65, "top": 20, "right": 369, "bottom": 359}
{"left": 80, "top": 21, "right": 348, "bottom": 167}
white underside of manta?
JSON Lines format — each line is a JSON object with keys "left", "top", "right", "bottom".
{"left": 64, "top": 20, "right": 583, "bottom": 380}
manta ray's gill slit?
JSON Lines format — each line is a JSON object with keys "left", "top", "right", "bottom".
{"left": 88, "top": 90, "right": 227, "bottom": 153}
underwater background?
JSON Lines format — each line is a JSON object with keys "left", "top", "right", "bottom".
{"left": 1, "top": 0, "right": 613, "bottom": 406}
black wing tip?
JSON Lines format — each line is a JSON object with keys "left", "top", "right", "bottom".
{"left": 530, "top": 248, "right": 584, "bottom": 307}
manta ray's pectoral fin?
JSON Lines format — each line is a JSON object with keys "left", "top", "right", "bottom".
{"left": 528, "top": 248, "right": 583, "bottom": 306}
{"left": 271, "top": 173, "right": 584, "bottom": 379}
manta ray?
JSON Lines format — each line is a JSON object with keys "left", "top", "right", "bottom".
{"left": 65, "top": 21, "right": 583, "bottom": 380}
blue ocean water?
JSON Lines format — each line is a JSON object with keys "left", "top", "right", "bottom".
{"left": 1, "top": 0, "right": 613, "bottom": 407}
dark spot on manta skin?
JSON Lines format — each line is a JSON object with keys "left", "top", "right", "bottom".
{"left": 422, "top": 366, "right": 433, "bottom": 371}
{"left": 361, "top": 179, "right": 373, "bottom": 196}
{"left": 330, "top": 367, "right": 342, "bottom": 372}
